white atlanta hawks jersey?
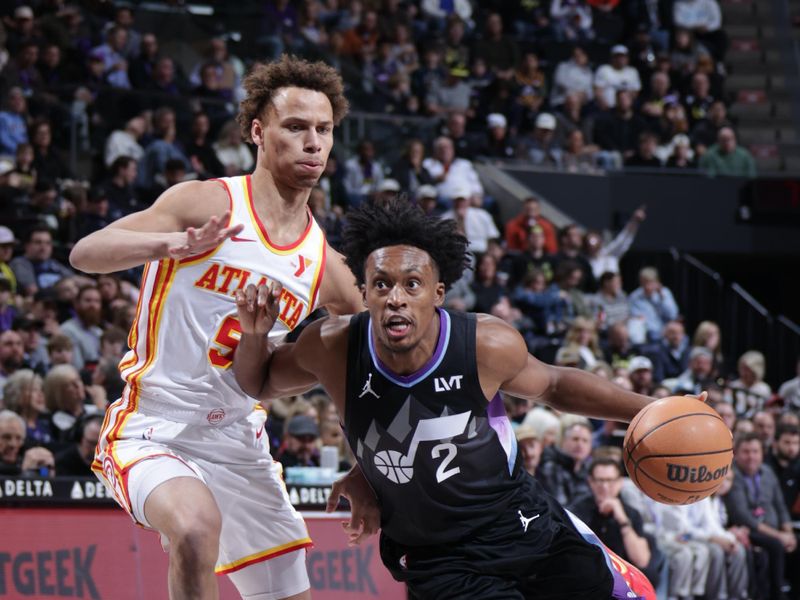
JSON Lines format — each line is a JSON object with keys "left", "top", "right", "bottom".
{"left": 117, "top": 175, "right": 326, "bottom": 425}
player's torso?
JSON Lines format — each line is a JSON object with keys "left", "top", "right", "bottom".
{"left": 121, "top": 175, "right": 327, "bottom": 425}
{"left": 343, "top": 309, "right": 524, "bottom": 546}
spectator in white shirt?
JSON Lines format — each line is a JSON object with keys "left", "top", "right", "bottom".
{"left": 104, "top": 116, "right": 145, "bottom": 167}
{"left": 593, "top": 45, "right": 641, "bottom": 110}
{"left": 778, "top": 358, "right": 800, "bottom": 411}
{"left": 673, "top": 0, "right": 726, "bottom": 59}
{"left": 551, "top": 45, "right": 594, "bottom": 106}
{"left": 584, "top": 205, "right": 646, "bottom": 280}
{"left": 441, "top": 185, "right": 498, "bottom": 254}
{"left": 423, "top": 136, "right": 483, "bottom": 204}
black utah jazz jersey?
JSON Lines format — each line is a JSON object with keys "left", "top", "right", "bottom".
{"left": 344, "top": 308, "right": 527, "bottom": 547}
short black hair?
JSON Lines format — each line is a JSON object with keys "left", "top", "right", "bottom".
{"left": 776, "top": 424, "right": 800, "bottom": 440}
{"left": 589, "top": 456, "right": 623, "bottom": 478}
{"left": 341, "top": 199, "right": 469, "bottom": 291}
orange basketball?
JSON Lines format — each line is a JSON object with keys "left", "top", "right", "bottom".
{"left": 623, "top": 396, "right": 733, "bottom": 505}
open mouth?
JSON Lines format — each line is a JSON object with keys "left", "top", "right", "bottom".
{"left": 384, "top": 315, "right": 412, "bottom": 339}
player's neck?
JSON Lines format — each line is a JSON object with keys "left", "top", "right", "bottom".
{"left": 250, "top": 168, "right": 312, "bottom": 244}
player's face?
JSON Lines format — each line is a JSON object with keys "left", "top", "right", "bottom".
{"left": 363, "top": 245, "right": 445, "bottom": 355}
{"left": 256, "top": 87, "right": 334, "bottom": 190}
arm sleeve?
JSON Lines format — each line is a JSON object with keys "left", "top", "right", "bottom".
{"left": 602, "top": 227, "right": 636, "bottom": 260}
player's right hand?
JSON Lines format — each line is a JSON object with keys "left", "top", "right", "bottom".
{"left": 166, "top": 210, "right": 244, "bottom": 259}
{"left": 235, "top": 283, "right": 283, "bottom": 335}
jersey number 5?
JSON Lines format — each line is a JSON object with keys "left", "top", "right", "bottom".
{"left": 209, "top": 315, "right": 242, "bottom": 369}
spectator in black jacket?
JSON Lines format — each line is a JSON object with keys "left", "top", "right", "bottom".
{"left": 650, "top": 320, "right": 690, "bottom": 382}
{"left": 537, "top": 420, "right": 593, "bottom": 505}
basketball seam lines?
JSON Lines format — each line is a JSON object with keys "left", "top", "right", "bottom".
{"left": 626, "top": 411, "right": 727, "bottom": 460}
{"left": 635, "top": 447, "right": 733, "bottom": 460}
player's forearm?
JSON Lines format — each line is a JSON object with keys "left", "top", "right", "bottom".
{"left": 546, "top": 366, "right": 652, "bottom": 422}
{"left": 233, "top": 333, "right": 273, "bottom": 399}
{"left": 70, "top": 228, "right": 175, "bottom": 273}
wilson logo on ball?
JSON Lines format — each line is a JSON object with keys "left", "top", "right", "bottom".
{"left": 666, "top": 463, "right": 729, "bottom": 484}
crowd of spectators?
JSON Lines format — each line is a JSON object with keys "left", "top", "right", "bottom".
{"left": 0, "top": 1, "right": 794, "bottom": 597}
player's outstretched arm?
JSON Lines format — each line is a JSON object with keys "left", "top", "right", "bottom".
{"left": 233, "top": 283, "right": 320, "bottom": 399}
{"left": 476, "top": 316, "right": 651, "bottom": 422}
{"left": 70, "top": 180, "right": 243, "bottom": 273}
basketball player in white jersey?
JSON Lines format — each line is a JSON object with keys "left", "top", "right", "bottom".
{"left": 69, "top": 56, "right": 378, "bottom": 600}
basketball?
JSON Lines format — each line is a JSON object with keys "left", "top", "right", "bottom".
{"left": 623, "top": 396, "right": 733, "bottom": 505}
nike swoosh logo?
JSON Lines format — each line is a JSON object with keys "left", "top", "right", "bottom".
{"left": 256, "top": 426, "right": 264, "bottom": 439}
{"left": 231, "top": 236, "right": 256, "bottom": 242}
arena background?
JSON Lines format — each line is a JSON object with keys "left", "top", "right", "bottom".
{"left": 0, "top": 0, "right": 799, "bottom": 598}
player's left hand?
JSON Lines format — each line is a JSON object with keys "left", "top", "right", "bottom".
{"left": 326, "top": 465, "right": 381, "bottom": 546}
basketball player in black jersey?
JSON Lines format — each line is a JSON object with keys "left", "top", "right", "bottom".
{"left": 233, "top": 200, "right": 656, "bottom": 599}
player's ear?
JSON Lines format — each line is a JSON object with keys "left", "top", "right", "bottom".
{"left": 433, "top": 282, "right": 445, "bottom": 306}
{"left": 360, "top": 284, "right": 367, "bottom": 307}
{"left": 250, "top": 119, "right": 263, "bottom": 147}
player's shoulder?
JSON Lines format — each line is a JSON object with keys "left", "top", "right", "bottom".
{"left": 475, "top": 313, "right": 527, "bottom": 369}
{"left": 155, "top": 179, "right": 230, "bottom": 222}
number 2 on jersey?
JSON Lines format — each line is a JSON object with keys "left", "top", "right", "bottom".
{"left": 209, "top": 315, "right": 242, "bottom": 369}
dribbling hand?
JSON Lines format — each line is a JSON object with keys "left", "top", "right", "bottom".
{"left": 326, "top": 467, "right": 381, "bottom": 546}
{"left": 167, "top": 210, "right": 244, "bottom": 259}
{"left": 235, "top": 283, "right": 283, "bottom": 336}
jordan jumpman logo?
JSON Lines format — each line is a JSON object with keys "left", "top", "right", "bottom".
{"left": 359, "top": 373, "right": 380, "bottom": 399}
{"left": 518, "top": 510, "right": 540, "bottom": 533}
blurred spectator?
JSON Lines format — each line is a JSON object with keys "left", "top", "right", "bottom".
{"left": 602, "top": 321, "right": 640, "bottom": 368}
{"left": 552, "top": 224, "right": 595, "bottom": 292}
{"left": 213, "top": 120, "right": 254, "bottom": 177}
{"left": 726, "top": 432, "right": 796, "bottom": 600}
{"left": 515, "top": 424, "right": 543, "bottom": 476}
{"left": 105, "top": 156, "right": 142, "bottom": 220}
{"left": 146, "top": 57, "right": 188, "bottom": 101}
{"left": 44, "top": 364, "right": 100, "bottom": 445}
{"left": 551, "top": 45, "right": 594, "bottom": 106}
{"left": 0, "top": 227, "right": 18, "bottom": 294}
{"left": 442, "top": 16, "right": 469, "bottom": 70}
{"left": 471, "top": 254, "right": 506, "bottom": 314}
{"left": 137, "top": 107, "right": 190, "bottom": 189}
{"left": 344, "top": 140, "right": 385, "bottom": 206}
{"left": 699, "top": 127, "right": 756, "bottom": 178}
{"left": 109, "top": 6, "right": 141, "bottom": 59}
{"left": 260, "top": 0, "right": 301, "bottom": 60}
{"left": 625, "top": 131, "right": 662, "bottom": 168}
{"left": 9, "top": 225, "right": 73, "bottom": 297}
{"left": 504, "top": 225, "right": 556, "bottom": 288}
{"left": 753, "top": 410, "right": 776, "bottom": 454}
{"left": 692, "top": 320, "right": 725, "bottom": 378}
{"left": 670, "top": 28, "right": 710, "bottom": 82}
{"left": 589, "top": 271, "right": 629, "bottom": 331}
{"left": 664, "top": 134, "right": 697, "bottom": 169}
{"left": 309, "top": 186, "right": 344, "bottom": 249}
{"left": 512, "top": 52, "right": 547, "bottom": 126}
{"left": 13, "top": 316, "right": 47, "bottom": 374}
{"left": 47, "top": 334, "right": 74, "bottom": 368}
{"left": 442, "top": 113, "right": 479, "bottom": 159}
{"left": 562, "top": 317, "right": 602, "bottom": 369}
{"left": 684, "top": 72, "right": 715, "bottom": 126}
{"left": 553, "top": 260, "right": 592, "bottom": 323}
{"left": 524, "top": 112, "right": 563, "bottom": 169}
{"left": 504, "top": 196, "right": 558, "bottom": 254}
{"left": 425, "top": 65, "right": 472, "bottom": 117}
{"left": 711, "top": 398, "right": 736, "bottom": 432}
{"left": 471, "top": 13, "right": 518, "bottom": 80}
{"left": 778, "top": 359, "right": 800, "bottom": 411}
{"left": 670, "top": 346, "right": 717, "bottom": 395}
{"left": 391, "top": 138, "right": 435, "bottom": 196}
{"left": 568, "top": 457, "right": 653, "bottom": 575}
{"left": 673, "top": 0, "right": 726, "bottom": 60}
{"left": 317, "top": 155, "right": 349, "bottom": 213}
{"left": 690, "top": 101, "right": 731, "bottom": 153}
{"left": 0, "top": 410, "right": 26, "bottom": 474}
{"left": 10, "top": 142, "right": 36, "bottom": 193}
{"left": 192, "top": 62, "right": 235, "bottom": 126}
{"left": 727, "top": 351, "right": 772, "bottom": 419}
{"left": 537, "top": 420, "right": 593, "bottom": 505}
{"left": 550, "top": 0, "right": 593, "bottom": 42}
{"left": 55, "top": 414, "right": 102, "bottom": 476}
{"left": 0, "top": 276, "right": 17, "bottom": 333}
{"left": 5, "top": 6, "right": 43, "bottom": 56}
{"left": 60, "top": 285, "right": 103, "bottom": 371}
{"left": 766, "top": 424, "right": 800, "bottom": 520}
{"left": 3, "top": 42, "right": 43, "bottom": 98}
{"left": 76, "top": 186, "right": 111, "bottom": 239}
{"left": 562, "top": 129, "right": 600, "bottom": 173}
{"left": 423, "top": 136, "right": 483, "bottom": 203}
{"left": 0, "top": 87, "right": 29, "bottom": 155}
{"left": 441, "top": 187, "right": 499, "bottom": 254}
{"left": 593, "top": 90, "right": 646, "bottom": 161}
{"left": 521, "top": 407, "right": 562, "bottom": 449}
{"left": 652, "top": 320, "right": 691, "bottom": 382}
{"left": 2, "top": 369, "right": 51, "bottom": 447}
{"left": 412, "top": 45, "right": 447, "bottom": 103}
{"left": 628, "top": 356, "right": 655, "bottom": 395}
{"left": 583, "top": 206, "right": 645, "bottom": 280}
{"left": 104, "top": 115, "right": 146, "bottom": 168}
{"left": 128, "top": 33, "right": 159, "bottom": 89}
{"left": 89, "top": 26, "right": 132, "bottom": 89}
{"left": 421, "top": 0, "right": 472, "bottom": 24}
{"left": 629, "top": 266, "right": 679, "bottom": 342}
{"left": 593, "top": 45, "right": 641, "bottom": 111}
{"left": 277, "top": 414, "right": 320, "bottom": 468}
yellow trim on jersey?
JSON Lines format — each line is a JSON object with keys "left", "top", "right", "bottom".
{"left": 214, "top": 537, "right": 314, "bottom": 575}
{"left": 308, "top": 233, "right": 327, "bottom": 313}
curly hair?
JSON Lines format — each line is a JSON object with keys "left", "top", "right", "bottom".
{"left": 340, "top": 199, "right": 469, "bottom": 291}
{"left": 237, "top": 55, "right": 349, "bottom": 141}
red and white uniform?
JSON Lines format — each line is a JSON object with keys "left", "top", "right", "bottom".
{"left": 93, "top": 175, "right": 325, "bottom": 592}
